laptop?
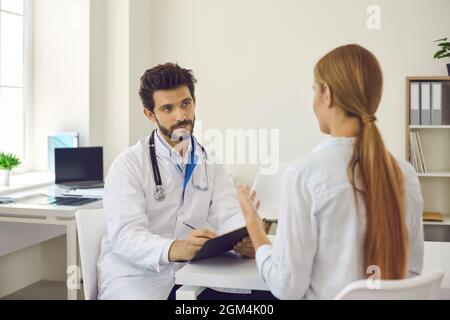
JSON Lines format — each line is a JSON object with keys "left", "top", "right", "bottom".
{"left": 55, "top": 147, "right": 104, "bottom": 189}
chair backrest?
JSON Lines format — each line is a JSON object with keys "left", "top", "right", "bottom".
{"left": 251, "top": 162, "right": 291, "bottom": 221}
{"left": 75, "top": 208, "right": 105, "bottom": 300}
{"left": 335, "top": 269, "right": 445, "bottom": 300}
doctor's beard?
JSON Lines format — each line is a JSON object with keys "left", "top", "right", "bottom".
{"left": 156, "top": 117, "right": 195, "bottom": 143}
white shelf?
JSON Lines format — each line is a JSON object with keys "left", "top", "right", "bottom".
{"left": 424, "top": 217, "right": 450, "bottom": 226}
{"left": 417, "top": 172, "right": 450, "bottom": 178}
{"left": 409, "top": 125, "right": 450, "bottom": 129}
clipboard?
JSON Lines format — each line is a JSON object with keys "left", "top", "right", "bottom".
{"left": 191, "top": 226, "right": 248, "bottom": 262}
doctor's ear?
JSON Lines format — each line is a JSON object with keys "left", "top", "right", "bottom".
{"left": 143, "top": 108, "right": 157, "bottom": 123}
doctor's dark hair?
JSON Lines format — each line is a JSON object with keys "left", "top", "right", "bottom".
{"left": 315, "top": 44, "right": 408, "bottom": 280}
{"left": 139, "top": 63, "right": 197, "bottom": 112}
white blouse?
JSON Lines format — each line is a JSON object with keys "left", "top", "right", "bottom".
{"left": 255, "top": 137, "right": 424, "bottom": 300}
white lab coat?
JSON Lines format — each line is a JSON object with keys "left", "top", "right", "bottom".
{"left": 97, "top": 131, "right": 245, "bottom": 300}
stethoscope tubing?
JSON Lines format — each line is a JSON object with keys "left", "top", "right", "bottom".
{"left": 149, "top": 130, "right": 208, "bottom": 201}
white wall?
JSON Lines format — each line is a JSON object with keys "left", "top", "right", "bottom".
{"left": 32, "top": 0, "right": 90, "bottom": 171}
{"left": 101, "top": 0, "right": 131, "bottom": 170}
{"left": 129, "top": 0, "right": 155, "bottom": 148}
{"left": 101, "top": 0, "right": 154, "bottom": 170}
{"left": 31, "top": 0, "right": 153, "bottom": 174}
{"left": 150, "top": 0, "right": 450, "bottom": 183}
{"left": 88, "top": 0, "right": 105, "bottom": 149}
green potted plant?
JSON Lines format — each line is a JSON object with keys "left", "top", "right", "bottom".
{"left": 0, "top": 152, "right": 21, "bottom": 186}
{"left": 434, "top": 37, "right": 450, "bottom": 76}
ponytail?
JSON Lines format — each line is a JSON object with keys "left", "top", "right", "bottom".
{"left": 349, "top": 118, "right": 408, "bottom": 279}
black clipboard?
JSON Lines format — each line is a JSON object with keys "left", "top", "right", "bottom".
{"left": 191, "top": 226, "right": 248, "bottom": 262}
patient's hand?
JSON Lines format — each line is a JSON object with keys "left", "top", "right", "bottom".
{"left": 237, "top": 185, "right": 262, "bottom": 223}
{"left": 233, "top": 237, "right": 255, "bottom": 258}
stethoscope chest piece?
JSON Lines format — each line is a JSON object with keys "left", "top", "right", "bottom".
{"left": 154, "top": 185, "right": 166, "bottom": 202}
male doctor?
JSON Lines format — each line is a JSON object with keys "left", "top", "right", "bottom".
{"left": 97, "top": 63, "right": 255, "bottom": 300}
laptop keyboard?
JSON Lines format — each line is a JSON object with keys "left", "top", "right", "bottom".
{"left": 61, "top": 181, "right": 104, "bottom": 189}
{"left": 43, "top": 196, "right": 99, "bottom": 206}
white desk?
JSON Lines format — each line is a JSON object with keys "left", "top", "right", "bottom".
{"left": 175, "top": 235, "right": 275, "bottom": 300}
{"left": 175, "top": 236, "right": 450, "bottom": 300}
{"left": 175, "top": 252, "right": 269, "bottom": 300}
{"left": 0, "top": 184, "right": 102, "bottom": 300}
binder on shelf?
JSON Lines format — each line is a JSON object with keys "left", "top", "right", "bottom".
{"left": 433, "top": 81, "right": 450, "bottom": 125}
{"left": 423, "top": 211, "right": 444, "bottom": 222}
{"left": 409, "top": 131, "right": 427, "bottom": 174}
{"left": 414, "top": 131, "right": 427, "bottom": 173}
{"left": 420, "top": 82, "right": 431, "bottom": 125}
{"left": 410, "top": 82, "right": 421, "bottom": 125}
{"left": 414, "top": 132, "right": 423, "bottom": 173}
{"left": 431, "top": 82, "right": 442, "bottom": 125}
{"left": 48, "top": 132, "right": 79, "bottom": 173}
{"left": 441, "top": 82, "right": 450, "bottom": 125}
{"left": 409, "top": 131, "right": 419, "bottom": 172}
{"left": 413, "top": 132, "right": 422, "bottom": 173}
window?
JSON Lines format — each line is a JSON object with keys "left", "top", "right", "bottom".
{"left": 0, "top": 0, "right": 30, "bottom": 168}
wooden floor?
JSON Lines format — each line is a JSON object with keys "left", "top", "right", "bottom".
{"left": 1, "top": 281, "right": 84, "bottom": 300}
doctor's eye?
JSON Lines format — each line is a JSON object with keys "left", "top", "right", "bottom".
{"left": 162, "top": 106, "right": 173, "bottom": 112}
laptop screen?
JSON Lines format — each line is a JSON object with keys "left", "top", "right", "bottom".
{"left": 55, "top": 147, "right": 103, "bottom": 184}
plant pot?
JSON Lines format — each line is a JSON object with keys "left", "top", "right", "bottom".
{"left": 0, "top": 169, "right": 11, "bottom": 186}
{"left": 447, "top": 63, "right": 450, "bottom": 76}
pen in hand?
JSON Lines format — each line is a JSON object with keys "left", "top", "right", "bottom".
{"left": 183, "top": 221, "right": 217, "bottom": 241}
{"left": 183, "top": 221, "right": 197, "bottom": 230}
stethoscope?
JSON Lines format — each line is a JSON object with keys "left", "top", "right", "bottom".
{"left": 149, "top": 129, "right": 209, "bottom": 202}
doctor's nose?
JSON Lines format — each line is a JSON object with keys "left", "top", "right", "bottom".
{"left": 173, "top": 106, "right": 186, "bottom": 122}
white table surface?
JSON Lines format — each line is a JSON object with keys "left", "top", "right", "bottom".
{"left": 176, "top": 251, "right": 268, "bottom": 291}
{"left": 175, "top": 235, "right": 276, "bottom": 299}
{"left": 0, "top": 185, "right": 102, "bottom": 219}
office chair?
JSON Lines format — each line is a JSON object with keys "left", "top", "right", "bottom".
{"left": 75, "top": 208, "right": 105, "bottom": 300}
{"left": 335, "top": 269, "right": 445, "bottom": 300}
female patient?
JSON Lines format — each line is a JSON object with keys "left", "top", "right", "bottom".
{"left": 236, "top": 44, "right": 424, "bottom": 300}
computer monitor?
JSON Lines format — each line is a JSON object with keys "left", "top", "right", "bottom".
{"left": 55, "top": 147, "right": 103, "bottom": 185}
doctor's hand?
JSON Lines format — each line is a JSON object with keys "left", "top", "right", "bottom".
{"left": 233, "top": 236, "right": 255, "bottom": 258}
{"left": 168, "top": 229, "right": 217, "bottom": 262}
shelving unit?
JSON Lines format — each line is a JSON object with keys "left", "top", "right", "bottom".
{"left": 424, "top": 217, "right": 450, "bottom": 226}
{"left": 409, "top": 125, "right": 450, "bottom": 129}
{"left": 417, "top": 172, "right": 450, "bottom": 178}
{"left": 406, "top": 76, "right": 450, "bottom": 224}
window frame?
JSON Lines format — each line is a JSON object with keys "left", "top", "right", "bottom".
{"left": 0, "top": 0, "right": 33, "bottom": 173}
